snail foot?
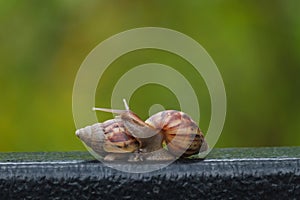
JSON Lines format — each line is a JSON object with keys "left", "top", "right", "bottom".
{"left": 103, "top": 153, "right": 128, "bottom": 161}
{"left": 144, "top": 148, "right": 175, "bottom": 161}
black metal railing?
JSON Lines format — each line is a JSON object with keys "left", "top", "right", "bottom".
{"left": 1, "top": 147, "right": 299, "bottom": 199}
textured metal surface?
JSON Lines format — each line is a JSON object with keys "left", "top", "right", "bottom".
{"left": 0, "top": 147, "right": 300, "bottom": 199}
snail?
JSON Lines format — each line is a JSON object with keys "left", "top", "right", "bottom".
{"left": 75, "top": 99, "right": 208, "bottom": 161}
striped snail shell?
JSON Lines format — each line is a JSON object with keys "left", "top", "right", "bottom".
{"left": 145, "top": 110, "right": 207, "bottom": 157}
{"left": 75, "top": 118, "right": 141, "bottom": 158}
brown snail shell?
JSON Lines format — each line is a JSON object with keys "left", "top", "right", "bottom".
{"left": 75, "top": 118, "right": 141, "bottom": 157}
{"left": 146, "top": 110, "right": 208, "bottom": 157}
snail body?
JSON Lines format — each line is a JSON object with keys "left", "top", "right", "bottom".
{"left": 76, "top": 99, "right": 208, "bottom": 161}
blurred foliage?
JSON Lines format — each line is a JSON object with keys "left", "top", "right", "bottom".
{"left": 0, "top": 0, "right": 300, "bottom": 152}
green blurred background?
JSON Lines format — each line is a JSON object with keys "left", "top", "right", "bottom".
{"left": 0, "top": 1, "right": 300, "bottom": 152}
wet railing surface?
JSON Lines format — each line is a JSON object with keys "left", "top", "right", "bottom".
{"left": 0, "top": 147, "right": 300, "bottom": 199}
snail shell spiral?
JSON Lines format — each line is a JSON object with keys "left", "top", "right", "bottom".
{"left": 146, "top": 110, "right": 208, "bottom": 157}
{"left": 75, "top": 119, "right": 141, "bottom": 157}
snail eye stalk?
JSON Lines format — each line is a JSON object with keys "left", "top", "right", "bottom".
{"left": 92, "top": 98, "right": 130, "bottom": 114}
